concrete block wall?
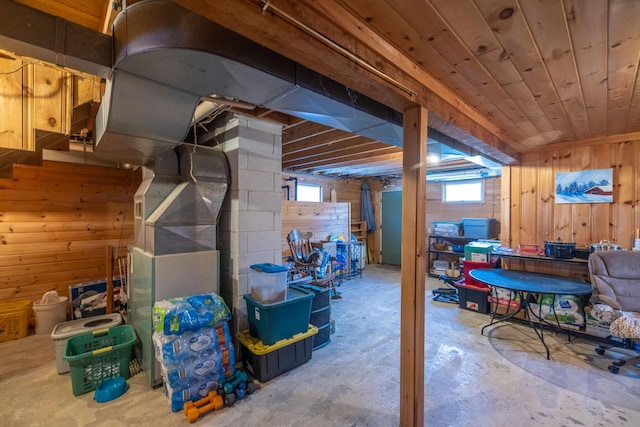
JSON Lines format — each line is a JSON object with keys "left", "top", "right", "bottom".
{"left": 216, "top": 113, "right": 283, "bottom": 337}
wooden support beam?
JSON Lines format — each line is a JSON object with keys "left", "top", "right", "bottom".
{"left": 399, "top": 105, "right": 427, "bottom": 426}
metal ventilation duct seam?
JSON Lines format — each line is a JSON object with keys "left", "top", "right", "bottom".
{"left": 143, "top": 145, "right": 230, "bottom": 256}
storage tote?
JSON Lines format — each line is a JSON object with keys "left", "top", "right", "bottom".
{"left": 63, "top": 325, "right": 136, "bottom": 396}
{"left": 237, "top": 325, "right": 317, "bottom": 382}
{"left": 250, "top": 263, "right": 288, "bottom": 304}
{"left": 244, "top": 287, "right": 314, "bottom": 345}
{"left": 0, "top": 300, "right": 31, "bottom": 343}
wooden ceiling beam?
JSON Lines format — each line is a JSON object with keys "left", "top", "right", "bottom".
{"left": 282, "top": 121, "right": 337, "bottom": 144}
{"left": 283, "top": 131, "right": 362, "bottom": 156}
{"left": 284, "top": 139, "right": 388, "bottom": 162}
{"left": 294, "top": 151, "right": 404, "bottom": 172}
{"left": 285, "top": 146, "right": 401, "bottom": 169}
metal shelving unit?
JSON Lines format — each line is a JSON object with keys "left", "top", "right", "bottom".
{"left": 427, "top": 235, "right": 479, "bottom": 278}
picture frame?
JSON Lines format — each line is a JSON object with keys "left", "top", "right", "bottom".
{"left": 555, "top": 168, "right": 613, "bottom": 204}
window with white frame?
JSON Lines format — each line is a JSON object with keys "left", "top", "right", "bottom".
{"left": 296, "top": 183, "right": 322, "bottom": 202}
{"left": 443, "top": 180, "right": 483, "bottom": 203}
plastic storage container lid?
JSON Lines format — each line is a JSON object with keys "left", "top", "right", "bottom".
{"left": 51, "top": 313, "right": 122, "bottom": 340}
{"left": 250, "top": 263, "right": 288, "bottom": 273}
{"left": 237, "top": 325, "right": 318, "bottom": 355}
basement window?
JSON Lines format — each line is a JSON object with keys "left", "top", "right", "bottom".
{"left": 296, "top": 184, "right": 322, "bottom": 202}
{"left": 443, "top": 181, "right": 483, "bottom": 203}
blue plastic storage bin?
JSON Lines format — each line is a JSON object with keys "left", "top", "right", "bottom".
{"left": 244, "top": 287, "right": 314, "bottom": 345}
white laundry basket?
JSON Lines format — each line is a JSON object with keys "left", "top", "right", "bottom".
{"left": 50, "top": 313, "right": 123, "bottom": 374}
{"left": 33, "top": 291, "right": 68, "bottom": 335}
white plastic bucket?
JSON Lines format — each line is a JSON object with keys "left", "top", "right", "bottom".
{"left": 33, "top": 291, "right": 68, "bottom": 335}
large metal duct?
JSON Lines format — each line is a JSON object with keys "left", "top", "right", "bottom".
{"left": 93, "top": 0, "right": 403, "bottom": 166}
{"left": 133, "top": 150, "right": 179, "bottom": 249}
{"left": 143, "top": 144, "right": 229, "bottom": 256}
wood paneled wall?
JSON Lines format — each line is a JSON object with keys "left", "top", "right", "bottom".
{"left": 503, "top": 138, "right": 640, "bottom": 250}
{"left": 281, "top": 200, "right": 350, "bottom": 255}
{"left": 0, "top": 161, "right": 140, "bottom": 305}
{"left": 424, "top": 177, "right": 502, "bottom": 231}
{"left": 281, "top": 173, "right": 502, "bottom": 264}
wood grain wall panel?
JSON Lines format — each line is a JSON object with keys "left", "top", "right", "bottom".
{"left": 552, "top": 149, "right": 573, "bottom": 241}
{"left": 0, "top": 161, "right": 139, "bottom": 304}
{"left": 500, "top": 166, "right": 512, "bottom": 246}
{"left": 536, "top": 150, "right": 554, "bottom": 244}
{"left": 613, "top": 141, "right": 636, "bottom": 247}
{"left": 510, "top": 164, "right": 522, "bottom": 244}
{"left": 502, "top": 258, "right": 589, "bottom": 281}
{"left": 506, "top": 137, "right": 640, "bottom": 254}
{"left": 423, "top": 177, "right": 501, "bottom": 226}
{"left": 590, "top": 144, "right": 613, "bottom": 243}
{"left": 281, "top": 200, "right": 350, "bottom": 255}
{"left": 571, "top": 146, "right": 593, "bottom": 244}
{"left": 520, "top": 153, "right": 538, "bottom": 244}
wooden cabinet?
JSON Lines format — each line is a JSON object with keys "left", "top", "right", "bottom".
{"left": 351, "top": 221, "right": 366, "bottom": 241}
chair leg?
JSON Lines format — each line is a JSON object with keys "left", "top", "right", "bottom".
{"left": 329, "top": 278, "right": 341, "bottom": 299}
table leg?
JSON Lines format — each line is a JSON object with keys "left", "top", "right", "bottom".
{"left": 522, "top": 292, "right": 550, "bottom": 360}
{"left": 481, "top": 287, "right": 525, "bottom": 335}
{"left": 482, "top": 289, "right": 551, "bottom": 360}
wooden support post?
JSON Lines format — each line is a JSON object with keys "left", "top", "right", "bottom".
{"left": 106, "top": 245, "right": 113, "bottom": 314}
{"left": 399, "top": 105, "right": 427, "bottom": 427}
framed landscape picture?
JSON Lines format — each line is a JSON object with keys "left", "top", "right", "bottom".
{"left": 555, "top": 168, "right": 613, "bottom": 204}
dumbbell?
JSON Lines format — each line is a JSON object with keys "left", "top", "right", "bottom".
{"left": 222, "top": 371, "right": 248, "bottom": 394}
{"left": 183, "top": 391, "right": 217, "bottom": 415}
{"left": 183, "top": 391, "right": 224, "bottom": 423}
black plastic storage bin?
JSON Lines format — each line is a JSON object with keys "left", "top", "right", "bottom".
{"left": 290, "top": 285, "right": 332, "bottom": 349}
{"left": 454, "top": 283, "right": 490, "bottom": 314}
{"left": 310, "top": 306, "right": 331, "bottom": 326}
{"left": 313, "top": 323, "right": 331, "bottom": 350}
{"left": 237, "top": 326, "right": 317, "bottom": 383}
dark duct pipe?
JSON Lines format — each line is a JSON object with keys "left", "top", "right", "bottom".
{"left": 285, "top": 177, "right": 298, "bottom": 200}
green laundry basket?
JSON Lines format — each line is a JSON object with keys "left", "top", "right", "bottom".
{"left": 63, "top": 325, "right": 136, "bottom": 396}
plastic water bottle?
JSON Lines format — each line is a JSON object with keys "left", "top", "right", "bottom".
{"left": 153, "top": 327, "right": 218, "bottom": 365}
{"left": 162, "top": 352, "right": 221, "bottom": 387}
{"left": 165, "top": 375, "right": 219, "bottom": 412}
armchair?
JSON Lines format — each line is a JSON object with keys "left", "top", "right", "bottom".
{"left": 588, "top": 250, "right": 640, "bottom": 374}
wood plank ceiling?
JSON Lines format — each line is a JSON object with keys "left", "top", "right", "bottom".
{"left": 5, "top": 0, "right": 640, "bottom": 180}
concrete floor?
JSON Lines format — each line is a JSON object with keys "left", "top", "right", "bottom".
{"left": 1, "top": 264, "right": 639, "bottom": 426}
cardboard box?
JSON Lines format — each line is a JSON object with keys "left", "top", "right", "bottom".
{"left": 464, "top": 242, "right": 494, "bottom": 262}
{"left": 433, "top": 221, "right": 463, "bottom": 237}
{"left": 69, "top": 277, "right": 124, "bottom": 320}
{"left": 492, "top": 302, "right": 527, "bottom": 320}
